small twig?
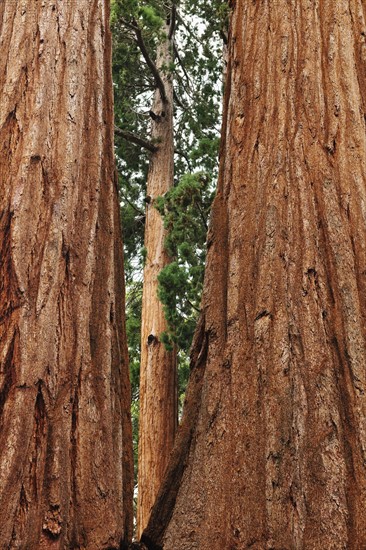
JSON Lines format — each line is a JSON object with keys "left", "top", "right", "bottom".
{"left": 176, "top": 11, "right": 201, "bottom": 44}
{"left": 187, "top": 299, "right": 200, "bottom": 313}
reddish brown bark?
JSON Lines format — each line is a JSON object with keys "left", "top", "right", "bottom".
{"left": 0, "top": 2, "right": 133, "bottom": 548}
{"left": 138, "top": 22, "right": 177, "bottom": 538}
{"left": 142, "top": 1, "right": 366, "bottom": 549}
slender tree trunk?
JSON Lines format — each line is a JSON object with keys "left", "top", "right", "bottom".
{"left": 0, "top": 2, "right": 133, "bottom": 548}
{"left": 142, "top": 2, "right": 366, "bottom": 549}
{"left": 138, "top": 21, "right": 177, "bottom": 538}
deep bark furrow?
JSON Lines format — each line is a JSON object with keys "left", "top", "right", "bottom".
{"left": 0, "top": 328, "right": 17, "bottom": 419}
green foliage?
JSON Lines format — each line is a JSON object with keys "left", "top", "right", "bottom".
{"left": 156, "top": 173, "right": 215, "bottom": 354}
{"left": 139, "top": 4, "right": 164, "bottom": 29}
{"left": 141, "top": 246, "right": 148, "bottom": 265}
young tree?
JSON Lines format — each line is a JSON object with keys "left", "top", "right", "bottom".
{"left": 0, "top": 2, "right": 133, "bottom": 548}
{"left": 142, "top": 1, "right": 366, "bottom": 548}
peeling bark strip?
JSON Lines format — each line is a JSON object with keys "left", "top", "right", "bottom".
{"left": 0, "top": 2, "right": 133, "bottom": 549}
{"left": 143, "top": 1, "right": 366, "bottom": 549}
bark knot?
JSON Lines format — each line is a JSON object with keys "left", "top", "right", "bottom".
{"left": 147, "top": 334, "right": 158, "bottom": 346}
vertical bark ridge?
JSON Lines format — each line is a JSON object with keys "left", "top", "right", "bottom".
{"left": 142, "top": 1, "right": 366, "bottom": 548}
{"left": 0, "top": 2, "right": 132, "bottom": 548}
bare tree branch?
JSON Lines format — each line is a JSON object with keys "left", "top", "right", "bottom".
{"left": 196, "top": 202, "right": 209, "bottom": 232}
{"left": 173, "top": 43, "right": 191, "bottom": 89}
{"left": 220, "top": 29, "right": 228, "bottom": 45}
{"left": 132, "top": 19, "right": 168, "bottom": 103}
{"left": 115, "top": 126, "right": 159, "bottom": 153}
{"left": 173, "top": 89, "right": 186, "bottom": 110}
{"left": 175, "top": 148, "right": 193, "bottom": 172}
{"left": 119, "top": 190, "right": 146, "bottom": 218}
{"left": 119, "top": 17, "right": 140, "bottom": 33}
{"left": 168, "top": 4, "right": 177, "bottom": 40}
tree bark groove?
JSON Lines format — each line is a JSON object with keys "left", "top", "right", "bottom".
{"left": 0, "top": 2, "right": 133, "bottom": 548}
{"left": 143, "top": 1, "right": 366, "bottom": 548}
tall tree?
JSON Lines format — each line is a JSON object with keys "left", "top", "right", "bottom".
{"left": 142, "top": 1, "right": 366, "bottom": 548}
{"left": 137, "top": 9, "right": 178, "bottom": 537}
{"left": 0, "top": 2, "right": 133, "bottom": 548}
{"left": 112, "top": 4, "right": 224, "bottom": 529}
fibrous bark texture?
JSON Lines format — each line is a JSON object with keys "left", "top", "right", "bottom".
{"left": 138, "top": 24, "right": 177, "bottom": 538}
{"left": 142, "top": 1, "right": 366, "bottom": 549}
{"left": 0, "top": 2, "right": 133, "bottom": 548}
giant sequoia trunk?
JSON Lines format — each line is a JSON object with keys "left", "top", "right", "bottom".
{"left": 138, "top": 21, "right": 177, "bottom": 538}
{"left": 0, "top": 2, "right": 133, "bottom": 548}
{"left": 142, "top": 2, "right": 366, "bottom": 549}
